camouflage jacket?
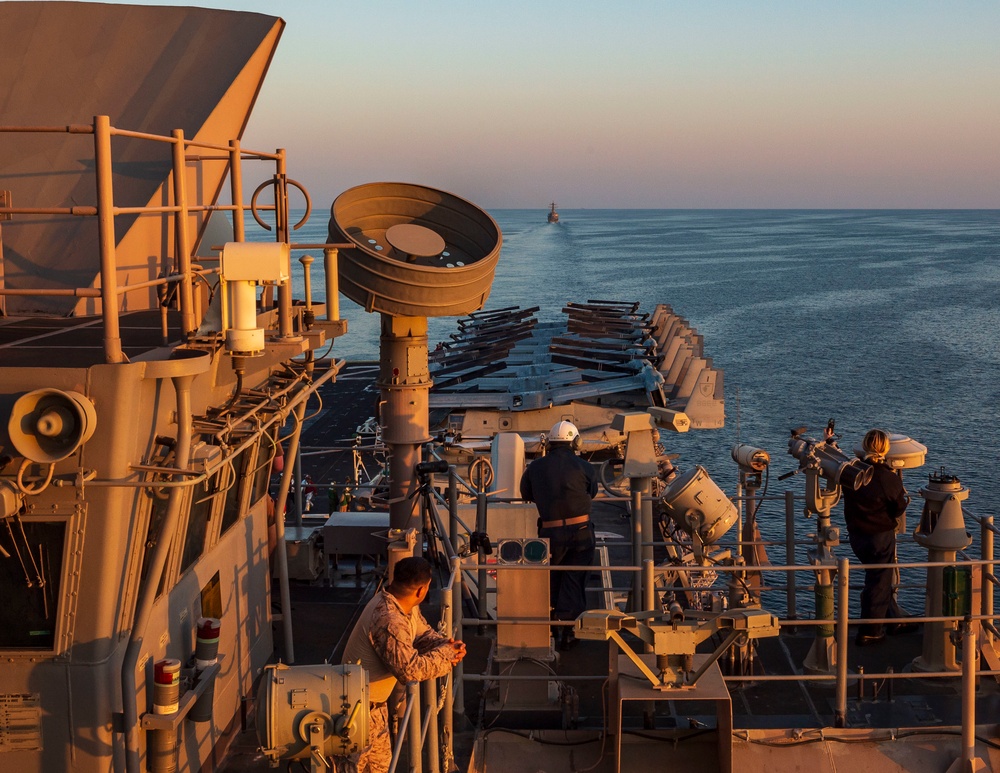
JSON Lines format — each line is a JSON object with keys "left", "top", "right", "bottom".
{"left": 342, "top": 590, "right": 452, "bottom": 703}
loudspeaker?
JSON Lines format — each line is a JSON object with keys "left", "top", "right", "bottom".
{"left": 8, "top": 389, "right": 97, "bottom": 463}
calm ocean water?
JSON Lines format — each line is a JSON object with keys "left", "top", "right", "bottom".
{"left": 258, "top": 208, "right": 1000, "bottom": 590}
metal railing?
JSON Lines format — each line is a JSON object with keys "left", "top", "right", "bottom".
{"left": 0, "top": 116, "right": 353, "bottom": 360}
{"left": 398, "top": 460, "right": 1000, "bottom": 772}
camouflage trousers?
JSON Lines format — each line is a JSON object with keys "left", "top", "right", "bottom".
{"left": 333, "top": 702, "right": 390, "bottom": 773}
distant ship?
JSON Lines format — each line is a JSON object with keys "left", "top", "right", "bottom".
{"left": 547, "top": 201, "right": 559, "bottom": 223}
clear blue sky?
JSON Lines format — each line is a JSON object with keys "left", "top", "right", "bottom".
{"left": 69, "top": 1, "right": 1000, "bottom": 208}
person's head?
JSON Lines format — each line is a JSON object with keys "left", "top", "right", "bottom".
{"left": 861, "top": 428, "right": 891, "bottom": 462}
{"left": 548, "top": 420, "right": 581, "bottom": 452}
{"left": 388, "top": 556, "right": 433, "bottom": 603}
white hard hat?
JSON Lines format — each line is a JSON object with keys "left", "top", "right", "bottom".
{"left": 548, "top": 420, "right": 580, "bottom": 443}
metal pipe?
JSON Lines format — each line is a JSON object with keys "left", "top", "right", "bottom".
{"left": 785, "top": 490, "right": 797, "bottom": 619}
{"left": 457, "top": 557, "right": 996, "bottom": 574}
{"left": 171, "top": 129, "right": 196, "bottom": 337}
{"left": 835, "top": 557, "right": 849, "bottom": 727}
{"left": 476, "top": 491, "right": 488, "bottom": 631}
{"left": 957, "top": 618, "right": 978, "bottom": 772}
{"left": 982, "top": 516, "right": 994, "bottom": 644}
{"left": 388, "top": 688, "right": 415, "bottom": 773}
{"left": 0, "top": 286, "right": 102, "bottom": 297}
{"left": 300, "top": 254, "right": 314, "bottom": 313}
{"left": 228, "top": 140, "right": 245, "bottom": 242}
{"left": 324, "top": 247, "right": 340, "bottom": 321}
{"left": 735, "top": 473, "right": 744, "bottom": 561}
{"left": 425, "top": 497, "right": 457, "bottom": 562}
{"left": 122, "top": 370, "right": 195, "bottom": 773}
{"left": 93, "top": 115, "right": 124, "bottom": 363}
{"left": 422, "top": 679, "right": 439, "bottom": 773}
{"left": 448, "top": 468, "right": 459, "bottom": 560}
{"left": 643, "top": 558, "right": 655, "bottom": 613}
{"left": 458, "top": 666, "right": 1000, "bottom": 683}
{"left": 79, "top": 373, "right": 325, "bottom": 492}
{"left": 631, "top": 482, "right": 643, "bottom": 613}
{"left": 640, "top": 478, "right": 653, "bottom": 567}
{"left": 449, "top": 555, "right": 464, "bottom": 722}
{"left": 643, "top": 559, "right": 655, "bottom": 655}
{"left": 293, "top": 445, "right": 303, "bottom": 527}
{"left": 272, "top": 400, "right": 308, "bottom": 663}
{"left": 113, "top": 273, "right": 188, "bottom": 295}
{"left": 407, "top": 681, "right": 423, "bottom": 773}
{"left": 274, "top": 153, "right": 295, "bottom": 338}
{"left": 380, "top": 314, "right": 431, "bottom": 531}
{"left": 460, "top": 609, "right": 991, "bottom": 627}
{"left": 445, "top": 556, "right": 459, "bottom": 768}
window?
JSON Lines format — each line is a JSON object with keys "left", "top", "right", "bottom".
{"left": 181, "top": 474, "right": 219, "bottom": 573}
{"left": 219, "top": 450, "right": 249, "bottom": 535}
{"left": 0, "top": 519, "right": 66, "bottom": 649}
{"left": 252, "top": 431, "right": 278, "bottom": 504}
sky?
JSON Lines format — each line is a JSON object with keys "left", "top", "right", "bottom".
{"left": 59, "top": 1, "right": 1000, "bottom": 208}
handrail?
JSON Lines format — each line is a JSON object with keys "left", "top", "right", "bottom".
{"left": 441, "top": 473, "right": 998, "bottom": 741}
{"left": 0, "top": 117, "right": 304, "bottom": 357}
{"left": 374, "top": 414, "right": 1000, "bottom": 765}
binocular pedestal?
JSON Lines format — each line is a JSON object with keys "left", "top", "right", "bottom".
{"left": 802, "top": 470, "right": 842, "bottom": 677}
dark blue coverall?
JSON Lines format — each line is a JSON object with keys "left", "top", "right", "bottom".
{"left": 519, "top": 445, "right": 598, "bottom": 646}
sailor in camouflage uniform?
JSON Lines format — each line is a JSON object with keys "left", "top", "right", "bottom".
{"left": 337, "top": 556, "right": 466, "bottom": 773}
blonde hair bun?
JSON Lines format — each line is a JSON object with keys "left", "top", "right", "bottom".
{"left": 862, "top": 428, "right": 890, "bottom": 462}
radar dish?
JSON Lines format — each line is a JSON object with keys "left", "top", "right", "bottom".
{"left": 329, "top": 182, "right": 502, "bottom": 317}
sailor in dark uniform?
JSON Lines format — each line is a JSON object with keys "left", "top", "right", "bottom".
{"left": 841, "top": 428, "right": 917, "bottom": 646}
{"left": 520, "top": 421, "right": 598, "bottom": 650}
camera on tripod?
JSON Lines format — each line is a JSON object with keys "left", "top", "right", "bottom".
{"left": 415, "top": 460, "right": 450, "bottom": 477}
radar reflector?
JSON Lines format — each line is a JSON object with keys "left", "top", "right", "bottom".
{"left": 328, "top": 182, "right": 503, "bottom": 531}
{"left": 329, "top": 182, "right": 502, "bottom": 317}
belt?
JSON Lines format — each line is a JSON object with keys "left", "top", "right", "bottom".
{"left": 540, "top": 514, "right": 590, "bottom": 529}
{"left": 370, "top": 701, "right": 385, "bottom": 710}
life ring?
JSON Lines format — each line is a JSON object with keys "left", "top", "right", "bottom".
{"left": 250, "top": 177, "right": 312, "bottom": 232}
{"left": 468, "top": 457, "right": 494, "bottom": 492}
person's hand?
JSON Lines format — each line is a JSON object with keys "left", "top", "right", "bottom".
{"left": 446, "top": 638, "right": 467, "bottom": 665}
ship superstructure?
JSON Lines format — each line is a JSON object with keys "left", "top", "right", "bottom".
{"left": 0, "top": 4, "right": 347, "bottom": 771}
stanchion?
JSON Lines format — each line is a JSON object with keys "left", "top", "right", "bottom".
{"left": 946, "top": 618, "right": 988, "bottom": 773}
